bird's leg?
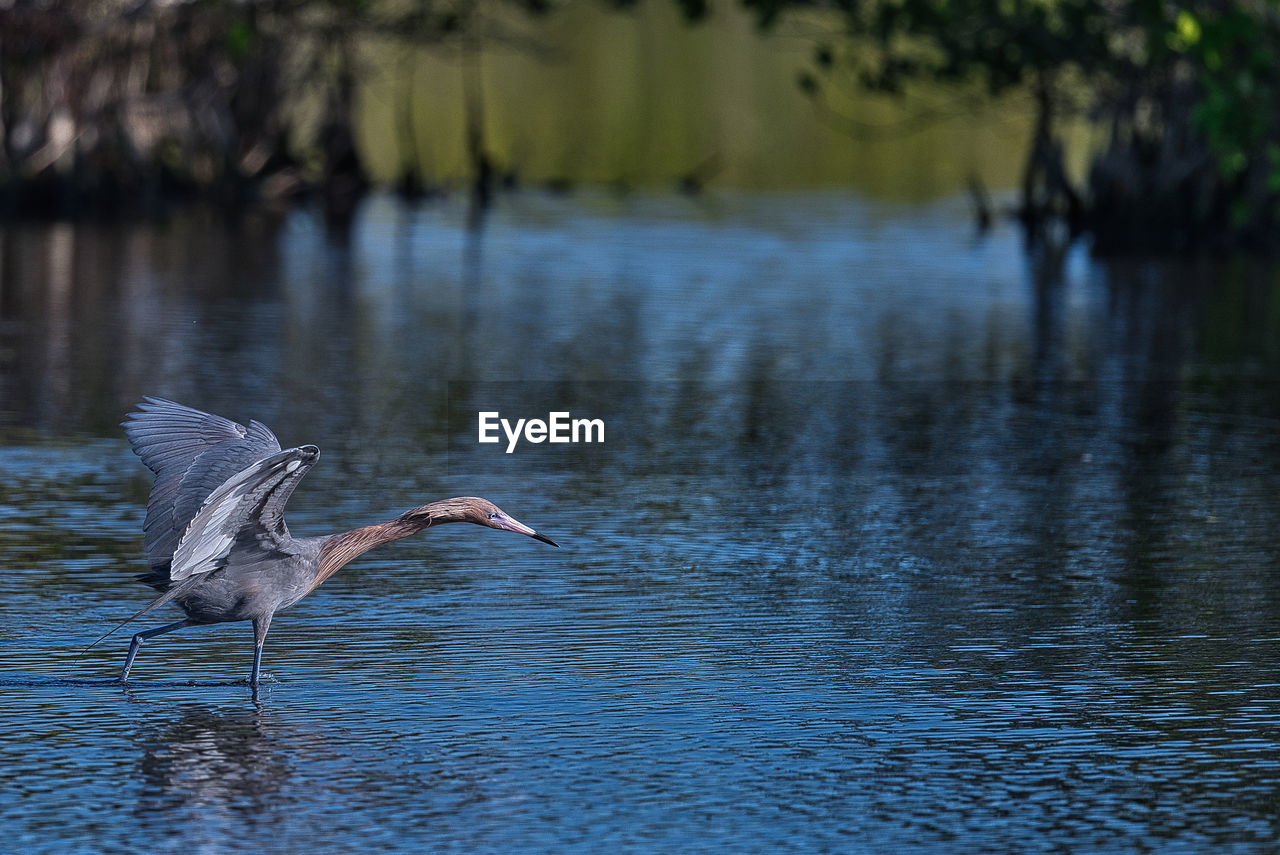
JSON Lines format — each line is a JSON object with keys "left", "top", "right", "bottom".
{"left": 250, "top": 644, "right": 264, "bottom": 689}
{"left": 249, "top": 615, "right": 274, "bottom": 690}
{"left": 119, "top": 619, "right": 195, "bottom": 682}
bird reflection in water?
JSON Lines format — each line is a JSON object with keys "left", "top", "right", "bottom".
{"left": 135, "top": 707, "right": 288, "bottom": 822}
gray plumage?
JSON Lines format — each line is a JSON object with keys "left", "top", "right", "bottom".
{"left": 125, "top": 396, "right": 283, "bottom": 572}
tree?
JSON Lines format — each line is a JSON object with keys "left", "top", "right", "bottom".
{"left": 750, "top": 0, "right": 1280, "bottom": 253}
{"left": 0, "top": 0, "right": 559, "bottom": 219}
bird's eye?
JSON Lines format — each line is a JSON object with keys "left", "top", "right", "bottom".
{"left": 488, "top": 512, "right": 501, "bottom": 521}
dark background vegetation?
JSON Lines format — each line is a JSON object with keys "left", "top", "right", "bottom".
{"left": 3, "top": 0, "right": 1279, "bottom": 251}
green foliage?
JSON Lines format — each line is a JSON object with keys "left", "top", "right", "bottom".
{"left": 743, "top": 0, "right": 1116, "bottom": 93}
{"left": 744, "top": 0, "right": 1280, "bottom": 249}
{"left": 1177, "top": 7, "right": 1280, "bottom": 180}
{"left": 225, "top": 19, "right": 256, "bottom": 62}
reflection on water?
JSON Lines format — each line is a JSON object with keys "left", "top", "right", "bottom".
{"left": 135, "top": 708, "right": 291, "bottom": 839}
{"left": 128, "top": 705, "right": 481, "bottom": 852}
{"left": 2, "top": 193, "right": 1280, "bottom": 851}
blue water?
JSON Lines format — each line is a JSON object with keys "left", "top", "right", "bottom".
{"left": 1, "top": 192, "right": 1279, "bottom": 852}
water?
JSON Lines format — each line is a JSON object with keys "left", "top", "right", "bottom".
{"left": 2, "top": 192, "right": 1280, "bottom": 852}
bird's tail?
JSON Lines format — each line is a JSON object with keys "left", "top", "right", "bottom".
{"left": 80, "top": 584, "right": 189, "bottom": 656}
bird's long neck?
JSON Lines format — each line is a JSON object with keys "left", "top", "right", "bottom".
{"left": 311, "top": 498, "right": 477, "bottom": 591}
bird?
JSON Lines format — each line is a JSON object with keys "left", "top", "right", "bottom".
{"left": 109, "top": 396, "right": 558, "bottom": 694}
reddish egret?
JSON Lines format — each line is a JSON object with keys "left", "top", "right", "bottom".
{"left": 111, "top": 397, "right": 557, "bottom": 692}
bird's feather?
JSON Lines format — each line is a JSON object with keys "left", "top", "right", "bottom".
{"left": 122, "top": 397, "right": 281, "bottom": 569}
{"left": 170, "top": 446, "right": 318, "bottom": 581}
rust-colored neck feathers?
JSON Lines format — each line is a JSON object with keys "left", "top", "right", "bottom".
{"left": 311, "top": 497, "right": 493, "bottom": 590}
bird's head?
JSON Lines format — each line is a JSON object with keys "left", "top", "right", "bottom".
{"left": 399, "top": 497, "right": 559, "bottom": 547}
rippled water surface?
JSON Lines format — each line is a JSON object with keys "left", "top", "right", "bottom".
{"left": 2, "top": 193, "right": 1280, "bottom": 852}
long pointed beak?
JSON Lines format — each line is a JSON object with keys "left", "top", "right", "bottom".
{"left": 530, "top": 531, "right": 559, "bottom": 547}
{"left": 497, "top": 515, "right": 560, "bottom": 547}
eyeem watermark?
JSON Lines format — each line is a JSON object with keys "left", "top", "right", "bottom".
{"left": 478, "top": 411, "right": 605, "bottom": 453}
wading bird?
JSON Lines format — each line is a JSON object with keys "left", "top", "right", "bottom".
{"left": 110, "top": 397, "right": 558, "bottom": 693}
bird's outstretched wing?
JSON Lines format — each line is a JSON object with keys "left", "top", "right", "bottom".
{"left": 123, "top": 397, "right": 282, "bottom": 569}
{"left": 170, "top": 445, "right": 320, "bottom": 581}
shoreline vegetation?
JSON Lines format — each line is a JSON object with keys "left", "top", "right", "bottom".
{"left": 3, "top": 1, "right": 1278, "bottom": 254}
